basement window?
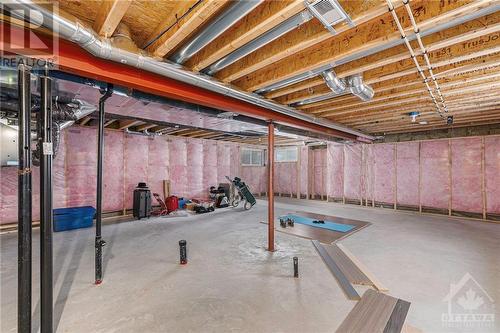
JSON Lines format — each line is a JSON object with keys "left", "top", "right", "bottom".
{"left": 241, "top": 148, "right": 265, "bottom": 166}
{"left": 275, "top": 147, "right": 298, "bottom": 162}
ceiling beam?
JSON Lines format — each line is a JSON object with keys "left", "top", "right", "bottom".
{"left": 321, "top": 85, "right": 500, "bottom": 118}
{"left": 299, "top": 53, "right": 500, "bottom": 111}
{"left": 79, "top": 116, "right": 92, "bottom": 126}
{"left": 117, "top": 119, "right": 143, "bottom": 130}
{"left": 93, "top": 0, "right": 132, "bottom": 38}
{"left": 231, "top": 0, "right": 492, "bottom": 91}
{"left": 184, "top": 0, "right": 305, "bottom": 71}
{"left": 104, "top": 119, "right": 116, "bottom": 127}
{"left": 136, "top": 123, "right": 157, "bottom": 131}
{"left": 214, "top": 0, "right": 397, "bottom": 83}
{"left": 276, "top": 21, "right": 500, "bottom": 104}
{"left": 145, "top": 0, "right": 230, "bottom": 57}
{"left": 308, "top": 72, "right": 500, "bottom": 115}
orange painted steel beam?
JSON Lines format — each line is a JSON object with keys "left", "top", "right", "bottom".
{"left": 1, "top": 22, "right": 358, "bottom": 141}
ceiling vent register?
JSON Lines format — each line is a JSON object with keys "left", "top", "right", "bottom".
{"left": 305, "top": 0, "right": 354, "bottom": 34}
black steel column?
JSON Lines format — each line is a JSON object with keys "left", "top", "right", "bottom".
{"left": 95, "top": 85, "right": 113, "bottom": 285}
{"left": 39, "top": 74, "right": 53, "bottom": 333}
{"left": 17, "top": 64, "right": 32, "bottom": 333}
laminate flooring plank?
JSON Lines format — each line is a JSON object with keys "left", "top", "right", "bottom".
{"left": 323, "top": 244, "right": 372, "bottom": 286}
{"left": 337, "top": 243, "right": 389, "bottom": 292}
{"left": 384, "top": 299, "right": 411, "bottom": 333}
{"left": 296, "top": 211, "right": 371, "bottom": 242}
{"left": 311, "top": 240, "right": 360, "bottom": 301}
{"left": 336, "top": 289, "right": 399, "bottom": 333}
{"left": 260, "top": 221, "right": 342, "bottom": 243}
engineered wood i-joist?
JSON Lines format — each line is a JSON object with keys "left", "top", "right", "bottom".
{"left": 215, "top": 0, "right": 402, "bottom": 83}
{"left": 146, "top": 0, "right": 230, "bottom": 57}
{"left": 233, "top": 0, "right": 489, "bottom": 91}
{"left": 185, "top": 0, "right": 305, "bottom": 71}
{"left": 93, "top": 0, "right": 132, "bottom": 38}
{"left": 278, "top": 26, "right": 500, "bottom": 105}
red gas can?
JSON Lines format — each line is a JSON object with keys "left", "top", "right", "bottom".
{"left": 166, "top": 196, "right": 179, "bottom": 213}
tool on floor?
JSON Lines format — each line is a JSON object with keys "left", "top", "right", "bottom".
{"left": 287, "top": 218, "right": 294, "bottom": 227}
{"left": 225, "top": 176, "right": 256, "bottom": 210}
{"left": 312, "top": 220, "right": 325, "bottom": 224}
{"left": 293, "top": 257, "right": 299, "bottom": 278}
{"left": 179, "top": 240, "right": 187, "bottom": 265}
{"left": 280, "top": 218, "right": 287, "bottom": 228}
{"left": 152, "top": 193, "right": 169, "bottom": 216}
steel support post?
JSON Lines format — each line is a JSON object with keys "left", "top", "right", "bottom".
{"left": 95, "top": 85, "right": 113, "bottom": 285}
{"left": 17, "top": 64, "right": 32, "bottom": 333}
{"left": 39, "top": 73, "right": 53, "bottom": 333}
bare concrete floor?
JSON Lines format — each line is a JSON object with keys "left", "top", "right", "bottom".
{"left": 1, "top": 198, "right": 499, "bottom": 332}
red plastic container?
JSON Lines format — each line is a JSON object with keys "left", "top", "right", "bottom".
{"left": 166, "top": 196, "right": 179, "bottom": 213}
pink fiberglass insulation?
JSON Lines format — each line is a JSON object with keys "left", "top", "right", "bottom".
{"left": 124, "top": 133, "right": 149, "bottom": 208}
{"left": 0, "top": 167, "right": 18, "bottom": 224}
{"left": 169, "top": 138, "right": 188, "bottom": 197}
{"left": 485, "top": 136, "right": 500, "bottom": 213}
{"left": 326, "top": 145, "right": 343, "bottom": 197}
{"left": 420, "top": 140, "right": 450, "bottom": 209}
{"left": 344, "top": 144, "right": 362, "bottom": 200}
{"left": 373, "top": 144, "right": 395, "bottom": 204}
{"left": 103, "top": 130, "right": 124, "bottom": 211}
{"left": 186, "top": 140, "right": 204, "bottom": 198}
{"left": 300, "top": 146, "right": 309, "bottom": 196}
{"left": 147, "top": 135, "right": 169, "bottom": 200}
{"left": 203, "top": 141, "right": 218, "bottom": 192}
{"left": 276, "top": 162, "right": 296, "bottom": 194}
{"left": 229, "top": 145, "right": 240, "bottom": 179}
{"left": 66, "top": 127, "right": 97, "bottom": 208}
{"left": 313, "top": 148, "right": 326, "bottom": 196}
{"left": 451, "top": 138, "right": 482, "bottom": 213}
{"left": 362, "top": 145, "right": 373, "bottom": 201}
{"left": 396, "top": 142, "right": 419, "bottom": 206}
{"left": 217, "top": 144, "right": 232, "bottom": 184}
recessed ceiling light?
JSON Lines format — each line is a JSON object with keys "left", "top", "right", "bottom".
{"left": 419, "top": 121, "right": 428, "bottom": 125}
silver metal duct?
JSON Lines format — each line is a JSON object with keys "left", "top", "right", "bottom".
{"left": 322, "top": 70, "right": 346, "bottom": 94}
{"left": 4, "top": 0, "right": 374, "bottom": 140}
{"left": 255, "top": 3, "right": 500, "bottom": 94}
{"left": 347, "top": 74, "right": 374, "bottom": 101}
{"left": 204, "top": 11, "right": 313, "bottom": 75}
{"left": 170, "top": 0, "right": 262, "bottom": 64}
{"left": 290, "top": 91, "right": 348, "bottom": 107}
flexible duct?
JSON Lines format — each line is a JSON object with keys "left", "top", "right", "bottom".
{"left": 4, "top": 0, "right": 373, "bottom": 140}
{"left": 322, "top": 70, "right": 346, "bottom": 94}
{"left": 347, "top": 74, "right": 374, "bottom": 101}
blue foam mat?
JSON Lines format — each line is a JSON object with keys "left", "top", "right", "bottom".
{"left": 279, "top": 214, "right": 355, "bottom": 233}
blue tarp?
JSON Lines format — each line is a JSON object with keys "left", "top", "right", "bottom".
{"left": 279, "top": 214, "right": 355, "bottom": 233}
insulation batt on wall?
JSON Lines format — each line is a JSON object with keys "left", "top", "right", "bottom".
{"left": 0, "top": 128, "right": 259, "bottom": 224}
